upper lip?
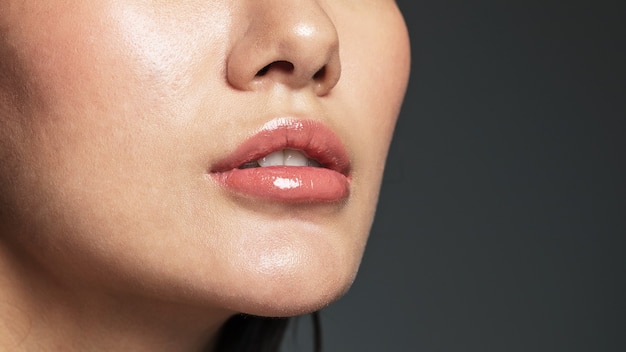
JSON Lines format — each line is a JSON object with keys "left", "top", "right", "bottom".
{"left": 210, "top": 118, "right": 351, "bottom": 176}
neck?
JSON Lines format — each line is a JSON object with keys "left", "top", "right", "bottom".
{"left": 0, "top": 242, "right": 232, "bottom": 352}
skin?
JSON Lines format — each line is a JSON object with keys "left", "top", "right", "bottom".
{"left": 0, "top": 0, "right": 410, "bottom": 351}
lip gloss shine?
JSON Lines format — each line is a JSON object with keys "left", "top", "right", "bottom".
{"left": 210, "top": 119, "right": 351, "bottom": 202}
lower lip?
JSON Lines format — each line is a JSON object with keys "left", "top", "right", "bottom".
{"left": 213, "top": 166, "right": 350, "bottom": 202}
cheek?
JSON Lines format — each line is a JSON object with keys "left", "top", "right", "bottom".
{"left": 0, "top": 3, "right": 227, "bottom": 280}
{"left": 332, "top": 5, "right": 411, "bottom": 198}
{"left": 340, "top": 6, "right": 410, "bottom": 123}
{"left": 0, "top": 1, "right": 228, "bottom": 208}
{"left": 7, "top": 2, "right": 229, "bottom": 126}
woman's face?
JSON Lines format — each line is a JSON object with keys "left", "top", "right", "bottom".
{"left": 0, "top": 0, "right": 409, "bottom": 316}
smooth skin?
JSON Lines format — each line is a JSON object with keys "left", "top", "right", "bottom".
{"left": 0, "top": 0, "right": 410, "bottom": 351}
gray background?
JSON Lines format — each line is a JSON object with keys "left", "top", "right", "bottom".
{"left": 284, "top": 0, "right": 625, "bottom": 351}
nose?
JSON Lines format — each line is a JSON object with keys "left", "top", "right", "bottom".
{"left": 227, "top": 0, "right": 341, "bottom": 96}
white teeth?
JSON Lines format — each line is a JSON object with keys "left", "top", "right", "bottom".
{"left": 256, "top": 149, "right": 319, "bottom": 167}
{"left": 258, "top": 150, "right": 284, "bottom": 167}
{"left": 284, "top": 149, "right": 309, "bottom": 166}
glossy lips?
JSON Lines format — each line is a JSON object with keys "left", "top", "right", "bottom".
{"left": 210, "top": 118, "right": 351, "bottom": 202}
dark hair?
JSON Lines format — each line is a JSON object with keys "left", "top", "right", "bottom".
{"left": 213, "top": 312, "right": 322, "bottom": 352}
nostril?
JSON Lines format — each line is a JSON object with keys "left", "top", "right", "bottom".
{"left": 255, "top": 61, "right": 295, "bottom": 77}
{"left": 313, "top": 66, "right": 326, "bottom": 80}
{"left": 256, "top": 65, "right": 270, "bottom": 77}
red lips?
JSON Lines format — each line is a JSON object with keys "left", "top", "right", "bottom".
{"left": 210, "top": 118, "right": 351, "bottom": 202}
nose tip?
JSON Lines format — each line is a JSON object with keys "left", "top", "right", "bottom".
{"left": 227, "top": 1, "right": 341, "bottom": 96}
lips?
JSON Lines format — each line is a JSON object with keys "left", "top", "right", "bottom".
{"left": 210, "top": 118, "right": 351, "bottom": 202}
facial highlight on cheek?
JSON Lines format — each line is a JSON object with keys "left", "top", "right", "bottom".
{"left": 108, "top": 3, "right": 230, "bottom": 86}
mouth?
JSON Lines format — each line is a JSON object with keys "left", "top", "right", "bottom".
{"left": 237, "top": 148, "right": 323, "bottom": 169}
{"left": 209, "top": 118, "right": 351, "bottom": 202}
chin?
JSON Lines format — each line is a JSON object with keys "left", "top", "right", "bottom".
{"left": 188, "top": 213, "right": 367, "bottom": 318}
{"left": 227, "top": 262, "right": 358, "bottom": 318}
{"left": 152, "top": 187, "right": 373, "bottom": 318}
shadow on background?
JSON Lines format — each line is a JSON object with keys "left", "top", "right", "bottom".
{"left": 284, "top": 1, "right": 624, "bottom": 351}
